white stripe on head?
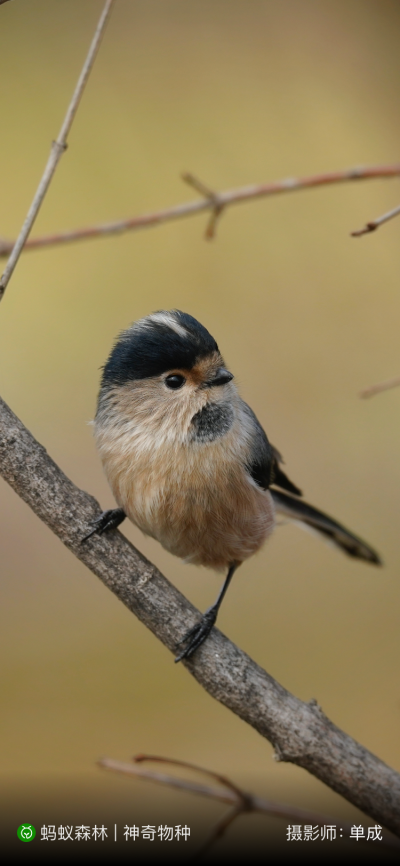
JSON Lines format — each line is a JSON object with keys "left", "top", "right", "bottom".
{"left": 137, "top": 311, "right": 188, "bottom": 339}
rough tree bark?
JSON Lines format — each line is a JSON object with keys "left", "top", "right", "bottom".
{"left": 1, "top": 394, "right": 399, "bottom": 838}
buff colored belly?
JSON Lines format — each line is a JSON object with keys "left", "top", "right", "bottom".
{"left": 113, "top": 459, "right": 275, "bottom": 570}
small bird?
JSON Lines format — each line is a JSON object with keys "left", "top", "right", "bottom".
{"left": 86, "top": 310, "right": 381, "bottom": 662}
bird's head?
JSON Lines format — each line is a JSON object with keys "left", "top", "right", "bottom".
{"left": 96, "top": 311, "right": 235, "bottom": 442}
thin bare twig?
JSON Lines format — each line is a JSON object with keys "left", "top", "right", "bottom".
{"left": 182, "top": 172, "right": 225, "bottom": 238}
{"left": 0, "top": 164, "right": 400, "bottom": 258}
{"left": 99, "top": 758, "right": 243, "bottom": 805}
{"left": 99, "top": 754, "right": 400, "bottom": 854}
{"left": 360, "top": 375, "right": 400, "bottom": 399}
{"left": 0, "top": 0, "right": 115, "bottom": 300}
{"left": 134, "top": 754, "right": 249, "bottom": 802}
{"left": 351, "top": 202, "right": 400, "bottom": 237}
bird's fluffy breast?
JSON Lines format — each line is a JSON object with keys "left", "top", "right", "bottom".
{"left": 95, "top": 386, "right": 275, "bottom": 570}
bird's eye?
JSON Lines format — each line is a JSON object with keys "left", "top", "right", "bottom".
{"left": 165, "top": 374, "right": 185, "bottom": 390}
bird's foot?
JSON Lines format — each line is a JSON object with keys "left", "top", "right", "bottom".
{"left": 174, "top": 607, "right": 217, "bottom": 662}
{"left": 81, "top": 508, "right": 126, "bottom": 542}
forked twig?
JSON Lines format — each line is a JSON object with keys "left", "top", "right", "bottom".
{"left": 182, "top": 172, "right": 225, "bottom": 238}
{"left": 99, "top": 754, "right": 400, "bottom": 855}
{"left": 0, "top": 0, "right": 115, "bottom": 300}
{"left": 0, "top": 164, "right": 400, "bottom": 258}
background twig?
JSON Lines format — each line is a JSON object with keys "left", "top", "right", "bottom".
{"left": 351, "top": 202, "right": 400, "bottom": 237}
{"left": 0, "top": 0, "right": 115, "bottom": 300}
{"left": 360, "top": 375, "right": 400, "bottom": 398}
{"left": 0, "top": 163, "right": 399, "bottom": 258}
{"left": 99, "top": 755, "right": 400, "bottom": 854}
{"left": 350, "top": 205, "right": 400, "bottom": 238}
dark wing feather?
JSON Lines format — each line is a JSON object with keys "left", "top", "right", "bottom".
{"left": 270, "top": 444, "right": 302, "bottom": 495}
{"left": 271, "top": 462, "right": 302, "bottom": 496}
{"left": 242, "top": 404, "right": 302, "bottom": 495}
{"left": 243, "top": 403, "right": 274, "bottom": 490}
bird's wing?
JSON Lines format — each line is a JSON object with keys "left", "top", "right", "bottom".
{"left": 242, "top": 403, "right": 302, "bottom": 495}
{"left": 271, "top": 489, "right": 382, "bottom": 565}
{"left": 270, "top": 444, "right": 302, "bottom": 496}
{"left": 243, "top": 403, "right": 274, "bottom": 490}
{"left": 241, "top": 403, "right": 381, "bottom": 564}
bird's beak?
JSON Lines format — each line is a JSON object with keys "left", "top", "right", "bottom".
{"left": 204, "top": 367, "right": 234, "bottom": 387}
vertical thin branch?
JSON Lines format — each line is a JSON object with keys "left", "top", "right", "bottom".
{"left": 0, "top": 0, "right": 115, "bottom": 301}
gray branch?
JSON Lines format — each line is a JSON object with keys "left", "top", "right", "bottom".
{"left": 1, "top": 393, "right": 399, "bottom": 837}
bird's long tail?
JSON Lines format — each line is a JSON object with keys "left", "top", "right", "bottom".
{"left": 270, "top": 489, "right": 382, "bottom": 565}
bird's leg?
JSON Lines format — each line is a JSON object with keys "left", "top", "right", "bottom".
{"left": 81, "top": 508, "right": 126, "bottom": 542}
{"left": 175, "top": 563, "right": 238, "bottom": 663}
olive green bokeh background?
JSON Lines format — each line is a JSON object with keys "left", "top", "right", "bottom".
{"left": 1, "top": 0, "right": 400, "bottom": 855}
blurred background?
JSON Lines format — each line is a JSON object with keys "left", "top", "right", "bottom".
{"left": 1, "top": 0, "right": 400, "bottom": 858}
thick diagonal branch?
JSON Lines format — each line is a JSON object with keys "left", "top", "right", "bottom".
{"left": 0, "top": 394, "right": 399, "bottom": 837}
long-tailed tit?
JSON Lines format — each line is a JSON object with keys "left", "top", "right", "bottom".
{"left": 85, "top": 310, "right": 381, "bottom": 661}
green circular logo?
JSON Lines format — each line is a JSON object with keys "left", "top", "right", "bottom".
{"left": 17, "top": 824, "right": 36, "bottom": 842}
